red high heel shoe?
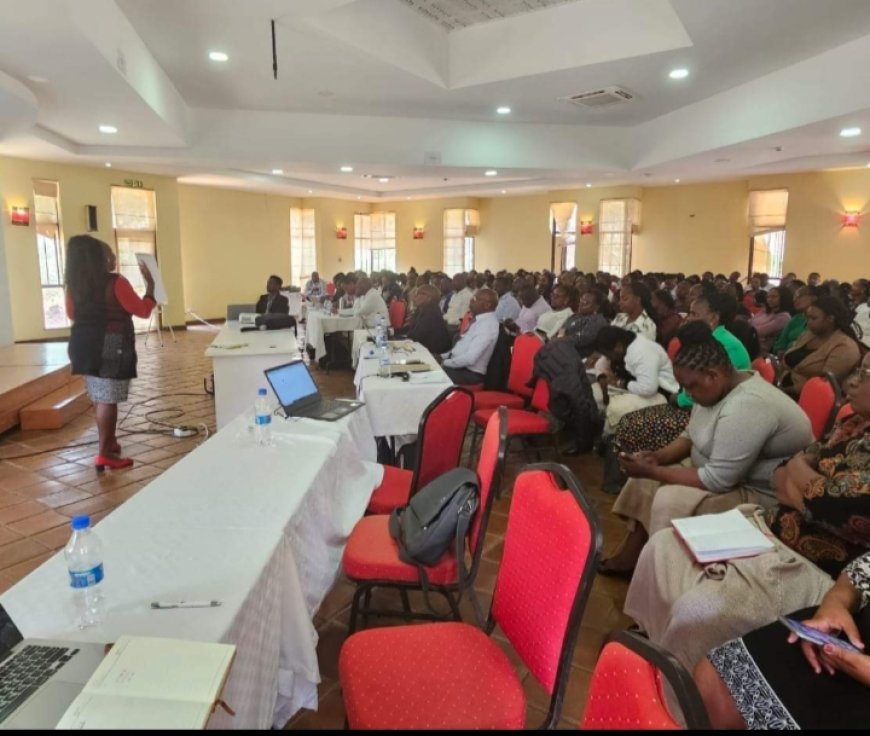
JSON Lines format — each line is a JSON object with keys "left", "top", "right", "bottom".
{"left": 95, "top": 455, "right": 133, "bottom": 473}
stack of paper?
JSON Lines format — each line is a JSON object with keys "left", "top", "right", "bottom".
{"left": 671, "top": 508, "right": 775, "bottom": 564}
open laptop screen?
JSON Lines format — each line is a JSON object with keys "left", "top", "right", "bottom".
{"left": 265, "top": 361, "right": 319, "bottom": 408}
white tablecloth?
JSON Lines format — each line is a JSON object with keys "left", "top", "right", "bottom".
{"left": 305, "top": 312, "right": 361, "bottom": 361}
{"left": 0, "top": 408, "right": 382, "bottom": 729}
{"left": 353, "top": 341, "right": 453, "bottom": 437}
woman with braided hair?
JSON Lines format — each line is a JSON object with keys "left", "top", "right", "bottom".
{"left": 598, "top": 321, "right": 812, "bottom": 577}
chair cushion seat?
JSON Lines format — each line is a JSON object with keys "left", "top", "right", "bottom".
{"left": 340, "top": 622, "right": 526, "bottom": 730}
{"left": 343, "top": 515, "right": 457, "bottom": 584}
{"left": 472, "top": 408, "right": 550, "bottom": 435}
{"left": 473, "top": 391, "right": 526, "bottom": 410}
{"left": 366, "top": 465, "right": 413, "bottom": 515}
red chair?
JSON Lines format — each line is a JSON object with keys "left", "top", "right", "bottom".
{"left": 837, "top": 402, "right": 854, "bottom": 421}
{"left": 326, "top": 282, "right": 336, "bottom": 296}
{"left": 366, "top": 387, "right": 474, "bottom": 515}
{"left": 343, "top": 407, "right": 509, "bottom": 632}
{"left": 580, "top": 630, "right": 710, "bottom": 730}
{"left": 473, "top": 332, "right": 544, "bottom": 411}
{"left": 798, "top": 371, "right": 843, "bottom": 441}
{"left": 752, "top": 356, "right": 775, "bottom": 384}
{"left": 458, "top": 310, "right": 473, "bottom": 335}
{"left": 339, "top": 463, "right": 602, "bottom": 730}
{"left": 388, "top": 298, "right": 406, "bottom": 331}
{"left": 667, "top": 336, "right": 681, "bottom": 361}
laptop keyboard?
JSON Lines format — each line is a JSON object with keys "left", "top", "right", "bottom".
{"left": 295, "top": 399, "right": 342, "bottom": 416}
{"left": 0, "top": 645, "right": 78, "bottom": 723}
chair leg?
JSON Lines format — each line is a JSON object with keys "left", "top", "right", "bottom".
{"left": 551, "top": 433, "right": 562, "bottom": 460}
{"left": 445, "top": 590, "right": 462, "bottom": 621}
{"left": 467, "top": 425, "right": 480, "bottom": 466}
{"left": 348, "top": 586, "right": 367, "bottom": 635}
{"left": 399, "top": 589, "right": 412, "bottom": 621}
{"left": 362, "top": 587, "right": 373, "bottom": 629}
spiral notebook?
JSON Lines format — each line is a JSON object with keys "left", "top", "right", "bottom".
{"left": 671, "top": 508, "right": 775, "bottom": 564}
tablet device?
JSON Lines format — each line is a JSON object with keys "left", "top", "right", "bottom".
{"left": 778, "top": 616, "right": 862, "bottom": 653}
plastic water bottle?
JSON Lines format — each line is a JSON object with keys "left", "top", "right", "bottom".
{"left": 375, "top": 316, "right": 386, "bottom": 348}
{"left": 378, "top": 343, "right": 391, "bottom": 378}
{"left": 64, "top": 515, "right": 105, "bottom": 629}
{"left": 254, "top": 388, "right": 272, "bottom": 446}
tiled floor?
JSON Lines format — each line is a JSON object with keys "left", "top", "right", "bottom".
{"left": 0, "top": 326, "right": 630, "bottom": 729}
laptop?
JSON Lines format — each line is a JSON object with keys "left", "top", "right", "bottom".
{"left": 0, "top": 604, "right": 106, "bottom": 729}
{"left": 264, "top": 360, "right": 364, "bottom": 421}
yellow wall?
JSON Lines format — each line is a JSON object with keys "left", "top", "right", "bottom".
{"left": 0, "top": 156, "right": 185, "bottom": 341}
{"left": 306, "top": 197, "right": 368, "bottom": 281}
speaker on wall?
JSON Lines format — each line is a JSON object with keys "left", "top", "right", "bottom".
{"left": 85, "top": 205, "right": 98, "bottom": 232}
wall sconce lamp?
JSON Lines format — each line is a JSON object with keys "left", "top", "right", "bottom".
{"left": 10, "top": 206, "right": 30, "bottom": 226}
{"left": 580, "top": 219, "right": 594, "bottom": 235}
{"left": 842, "top": 211, "right": 861, "bottom": 227}
{"left": 336, "top": 225, "right": 348, "bottom": 239}
{"left": 413, "top": 226, "right": 425, "bottom": 239}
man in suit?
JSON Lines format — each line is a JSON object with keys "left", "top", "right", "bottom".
{"left": 255, "top": 275, "right": 290, "bottom": 315}
{"left": 395, "top": 284, "right": 450, "bottom": 355}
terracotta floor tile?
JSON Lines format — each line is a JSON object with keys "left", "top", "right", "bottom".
{"left": 11, "top": 479, "right": 73, "bottom": 500}
{"left": 129, "top": 448, "right": 175, "bottom": 464}
{"left": 0, "top": 551, "right": 54, "bottom": 594}
{"left": 39, "top": 462, "right": 93, "bottom": 480}
{"left": 8, "top": 508, "right": 74, "bottom": 536}
{"left": 0, "top": 537, "right": 52, "bottom": 570}
{"left": 0, "top": 470, "right": 49, "bottom": 493}
{"left": 0, "top": 491, "right": 27, "bottom": 511}
{"left": 0, "top": 500, "right": 49, "bottom": 525}
{"left": 34, "top": 524, "right": 73, "bottom": 551}
{"left": 0, "top": 526, "right": 22, "bottom": 547}
{"left": 103, "top": 483, "right": 144, "bottom": 505}
{"left": 55, "top": 495, "right": 119, "bottom": 519}
{"left": 38, "top": 488, "right": 92, "bottom": 509}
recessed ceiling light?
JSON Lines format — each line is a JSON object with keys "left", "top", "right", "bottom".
{"left": 209, "top": 51, "right": 229, "bottom": 62}
{"left": 27, "top": 75, "right": 48, "bottom": 84}
{"left": 406, "top": 196, "right": 411, "bottom": 200}
{"left": 98, "top": 125, "right": 118, "bottom": 134}
{"left": 308, "top": 189, "right": 313, "bottom": 193}
{"left": 501, "top": 189, "right": 507, "bottom": 194}
{"left": 340, "top": 166, "right": 354, "bottom": 173}
{"left": 841, "top": 127, "right": 862, "bottom": 138}
{"left": 378, "top": 177, "right": 390, "bottom": 183}
{"left": 496, "top": 106, "right": 511, "bottom": 115}
{"left": 674, "top": 178, "right": 681, "bottom": 183}
{"left": 484, "top": 170, "right": 498, "bottom": 176}
{"left": 714, "top": 158, "right": 730, "bottom": 163}
{"left": 669, "top": 68, "right": 689, "bottom": 80}
{"left": 271, "top": 168, "right": 284, "bottom": 175}
{"left": 585, "top": 183, "right": 591, "bottom": 188}
{"left": 357, "top": 196, "right": 362, "bottom": 200}
{"left": 104, "top": 162, "right": 112, "bottom": 168}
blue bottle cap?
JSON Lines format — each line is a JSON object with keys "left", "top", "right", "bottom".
{"left": 71, "top": 515, "right": 91, "bottom": 531}
{"left": 258, "top": 388, "right": 268, "bottom": 396}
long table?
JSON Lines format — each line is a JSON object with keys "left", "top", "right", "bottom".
{"left": 0, "top": 408, "right": 382, "bottom": 729}
{"left": 305, "top": 312, "right": 360, "bottom": 363}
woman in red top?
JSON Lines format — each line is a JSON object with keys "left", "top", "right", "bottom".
{"left": 65, "top": 235, "right": 156, "bottom": 472}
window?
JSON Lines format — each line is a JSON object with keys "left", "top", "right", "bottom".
{"left": 111, "top": 187, "right": 157, "bottom": 333}
{"left": 748, "top": 189, "right": 789, "bottom": 280}
{"left": 354, "top": 212, "right": 396, "bottom": 272}
{"left": 598, "top": 198, "right": 639, "bottom": 276}
{"left": 550, "top": 202, "right": 577, "bottom": 271}
{"left": 290, "top": 208, "right": 316, "bottom": 287}
{"left": 443, "top": 209, "right": 478, "bottom": 274}
{"left": 33, "top": 180, "right": 68, "bottom": 330}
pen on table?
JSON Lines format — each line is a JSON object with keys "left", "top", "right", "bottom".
{"left": 150, "top": 600, "right": 222, "bottom": 610}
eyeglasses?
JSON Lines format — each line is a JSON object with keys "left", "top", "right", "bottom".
{"left": 849, "top": 367, "right": 870, "bottom": 384}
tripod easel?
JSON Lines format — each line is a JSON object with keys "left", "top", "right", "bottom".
{"left": 144, "top": 305, "right": 177, "bottom": 347}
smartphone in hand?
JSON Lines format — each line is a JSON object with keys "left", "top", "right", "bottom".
{"left": 779, "top": 616, "right": 862, "bottom": 653}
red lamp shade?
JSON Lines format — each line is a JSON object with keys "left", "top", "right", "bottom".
{"left": 842, "top": 211, "right": 860, "bottom": 227}
{"left": 413, "top": 227, "right": 425, "bottom": 239}
{"left": 336, "top": 226, "right": 348, "bottom": 239}
{"left": 580, "top": 220, "right": 594, "bottom": 235}
{"left": 10, "top": 206, "right": 30, "bottom": 226}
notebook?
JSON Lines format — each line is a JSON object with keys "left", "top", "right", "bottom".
{"left": 56, "top": 636, "right": 235, "bottom": 730}
{"left": 671, "top": 508, "right": 775, "bottom": 564}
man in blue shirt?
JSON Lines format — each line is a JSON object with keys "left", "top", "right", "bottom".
{"left": 494, "top": 276, "right": 521, "bottom": 323}
{"left": 439, "top": 288, "right": 500, "bottom": 385}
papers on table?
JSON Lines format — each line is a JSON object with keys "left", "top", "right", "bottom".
{"left": 671, "top": 508, "right": 775, "bottom": 564}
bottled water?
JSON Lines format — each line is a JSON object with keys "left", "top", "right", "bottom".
{"left": 254, "top": 388, "right": 272, "bottom": 446}
{"left": 378, "top": 343, "right": 391, "bottom": 378}
{"left": 64, "top": 515, "right": 105, "bottom": 629}
{"left": 375, "top": 316, "right": 386, "bottom": 348}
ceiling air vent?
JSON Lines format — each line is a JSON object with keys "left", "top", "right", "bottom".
{"left": 559, "top": 86, "right": 635, "bottom": 108}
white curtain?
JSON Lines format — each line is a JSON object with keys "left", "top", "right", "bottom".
{"left": 748, "top": 189, "right": 789, "bottom": 235}
{"left": 464, "top": 209, "right": 480, "bottom": 237}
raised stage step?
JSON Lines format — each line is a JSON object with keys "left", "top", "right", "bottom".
{"left": 19, "top": 377, "right": 90, "bottom": 431}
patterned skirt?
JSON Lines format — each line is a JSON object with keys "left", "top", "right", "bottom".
{"left": 85, "top": 376, "right": 130, "bottom": 404}
{"left": 613, "top": 403, "right": 691, "bottom": 454}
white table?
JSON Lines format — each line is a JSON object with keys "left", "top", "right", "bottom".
{"left": 305, "top": 312, "right": 360, "bottom": 363}
{"left": 205, "top": 321, "right": 300, "bottom": 430}
{"left": 0, "top": 408, "right": 382, "bottom": 729}
{"left": 353, "top": 340, "right": 454, "bottom": 437}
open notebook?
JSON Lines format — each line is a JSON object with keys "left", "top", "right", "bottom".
{"left": 57, "top": 636, "right": 235, "bottom": 730}
{"left": 671, "top": 508, "right": 775, "bottom": 565}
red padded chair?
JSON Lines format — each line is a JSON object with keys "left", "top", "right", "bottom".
{"left": 366, "top": 386, "right": 474, "bottom": 515}
{"left": 339, "top": 464, "right": 603, "bottom": 730}
{"left": 580, "top": 630, "right": 710, "bottom": 730}
{"left": 837, "top": 402, "right": 854, "bottom": 421}
{"left": 388, "top": 298, "right": 406, "bottom": 331}
{"left": 798, "top": 371, "right": 842, "bottom": 441}
{"left": 752, "top": 356, "right": 775, "bottom": 384}
{"left": 473, "top": 332, "right": 543, "bottom": 411}
{"left": 343, "top": 407, "right": 509, "bottom": 632}
{"left": 458, "top": 310, "right": 473, "bottom": 335}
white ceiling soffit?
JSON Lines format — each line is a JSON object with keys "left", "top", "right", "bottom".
{"left": 399, "top": 0, "right": 576, "bottom": 32}
{"left": 0, "top": 72, "right": 37, "bottom": 139}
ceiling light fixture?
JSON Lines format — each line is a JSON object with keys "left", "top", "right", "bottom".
{"left": 669, "top": 68, "right": 689, "bottom": 79}
{"left": 27, "top": 75, "right": 48, "bottom": 84}
{"left": 841, "top": 127, "right": 862, "bottom": 138}
{"left": 308, "top": 189, "right": 313, "bottom": 193}
{"left": 585, "top": 183, "right": 591, "bottom": 188}
{"left": 378, "top": 177, "right": 390, "bottom": 183}
{"left": 674, "top": 178, "right": 681, "bottom": 183}
{"left": 484, "top": 170, "right": 498, "bottom": 177}
{"left": 340, "top": 166, "right": 353, "bottom": 173}
{"left": 209, "top": 51, "right": 229, "bottom": 62}
{"left": 104, "top": 162, "right": 112, "bottom": 168}
{"left": 271, "top": 168, "right": 283, "bottom": 175}
{"left": 501, "top": 189, "right": 507, "bottom": 194}
{"left": 496, "top": 106, "right": 511, "bottom": 115}
{"left": 98, "top": 125, "right": 118, "bottom": 134}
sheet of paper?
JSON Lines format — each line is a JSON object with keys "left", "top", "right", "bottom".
{"left": 134, "top": 252, "right": 168, "bottom": 305}
{"left": 57, "top": 694, "right": 212, "bottom": 730}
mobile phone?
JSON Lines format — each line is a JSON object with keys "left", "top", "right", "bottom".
{"left": 778, "top": 616, "right": 862, "bottom": 653}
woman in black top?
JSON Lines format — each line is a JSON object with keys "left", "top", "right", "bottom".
{"left": 395, "top": 284, "right": 451, "bottom": 355}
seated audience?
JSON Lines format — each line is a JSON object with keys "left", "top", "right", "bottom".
{"left": 535, "top": 284, "right": 575, "bottom": 338}
{"left": 437, "top": 275, "right": 453, "bottom": 315}
{"left": 780, "top": 295, "right": 862, "bottom": 396}
{"left": 255, "top": 275, "right": 290, "bottom": 315}
{"left": 611, "top": 281, "right": 658, "bottom": 340}
{"left": 772, "top": 284, "right": 820, "bottom": 354}
{"left": 853, "top": 278, "right": 870, "bottom": 348}
{"left": 600, "top": 322, "right": 812, "bottom": 577}
{"left": 304, "top": 271, "right": 325, "bottom": 300}
{"left": 750, "top": 286, "right": 794, "bottom": 354}
{"left": 561, "top": 289, "right": 609, "bottom": 357}
{"left": 808, "top": 271, "right": 822, "bottom": 287}
{"left": 439, "top": 288, "right": 499, "bottom": 385}
{"left": 352, "top": 276, "right": 388, "bottom": 328}
{"left": 380, "top": 271, "right": 404, "bottom": 306}
{"left": 506, "top": 284, "right": 551, "bottom": 334}
{"left": 493, "top": 275, "right": 521, "bottom": 323}
{"left": 337, "top": 275, "right": 357, "bottom": 310}
{"left": 443, "top": 273, "right": 474, "bottom": 327}
{"left": 623, "top": 353, "right": 870, "bottom": 671}
{"left": 652, "top": 288, "right": 683, "bottom": 346}
{"left": 673, "top": 280, "right": 692, "bottom": 313}
{"left": 395, "top": 284, "right": 451, "bottom": 355}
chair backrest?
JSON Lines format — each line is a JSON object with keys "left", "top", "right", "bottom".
{"left": 798, "top": 371, "right": 842, "bottom": 440}
{"left": 468, "top": 407, "right": 509, "bottom": 558}
{"left": 837, "top": 402, "right": 854, "bottom": 421}
{"left": 326, "top": 282, "right": 336, "bottom": 296}
{"left": 530, "top": 378, "right": 551, "bottom": 413}
{"left": 489, "top": 464, "right": 602, "bottom": 729}
{"left": 389, "top": 299, "right": 407, "bottom": 330}
{"left": 459, "top": 310, "right": 473, "bottom": 335}
{"left": 752, "top": 356, "right": 775, "bottom": 384}
{"left": 580, "top": 630, "right": 711, "bottom": 730}
{"left": 507, "top": 333, "right": 544, "bottom": 396}
{"left": 667, "top": 337, "right": 681, "bottom": 361}
{"left": 410, "top": 386, "right": 474, "bottom": 494}
{"left": 227, "top": 303, "right": 256, "bottom": 320}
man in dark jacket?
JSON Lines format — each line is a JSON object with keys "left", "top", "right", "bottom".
{"left": 396, "top": 284, "right": 451, "bottom": 355}
{"left": 255, "top": 275, "right": 290, "bottom": 315}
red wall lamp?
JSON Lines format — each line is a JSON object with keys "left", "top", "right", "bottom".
{"left": 842, "top": 211, "right": 861, "bottom": 227}
{"left": 10, "top": 206, "right": 30, "bottom": 226}
{"left": 413, "top": 226, "right": 425, "bottom": 239}
{"left": 580, "top": 219, "right": 594, "bottom": 235}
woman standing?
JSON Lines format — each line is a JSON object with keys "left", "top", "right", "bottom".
{"left": 65, "top": 235, "right": 156, "bottom": 472}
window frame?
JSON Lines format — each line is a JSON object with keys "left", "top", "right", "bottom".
{"left": 290, "top": 207, "right": 317, "bottom": 287}
{"left": 33, "top": 179, "right": 68, "bottom": 331}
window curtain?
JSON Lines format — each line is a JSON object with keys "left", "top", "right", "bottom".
{"left": 748, "top": 189, "right": 788, "bottom": 235}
